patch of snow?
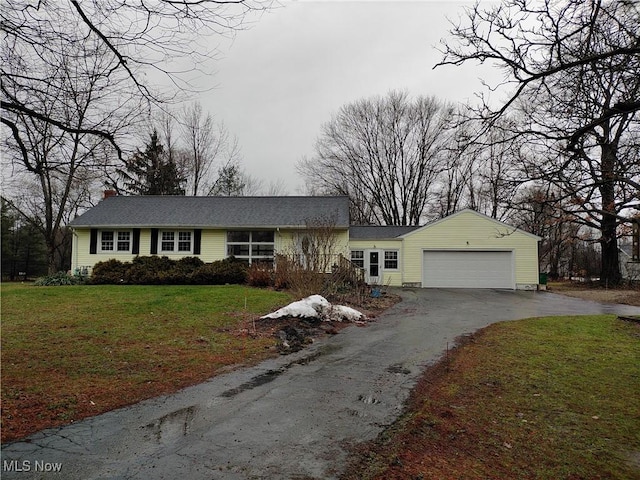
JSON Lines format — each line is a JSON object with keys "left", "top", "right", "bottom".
{"left": 260, "top": 295, "right": 365, "bottom": 322}
{"left": 261, "top": 294, "right": 330, "bottom": 319}
{"left": 328, "top": 305, "right": 364, "bottom": 322}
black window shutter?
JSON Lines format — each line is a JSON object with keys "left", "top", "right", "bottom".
{"left": 193, "top": 229, "right": 202, "bottom": 255}
{"left": 132, "top": 229, "right": 140, "bottom": 254}
{"left": 90, "top": 229, "right": 98, "bottom": 254}
{"left": 150, "top": 228, "right": 158, "bottom": 254}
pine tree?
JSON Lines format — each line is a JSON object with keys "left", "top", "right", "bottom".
{"left": 121, "top": 131, "right": 186, "bottom": 195}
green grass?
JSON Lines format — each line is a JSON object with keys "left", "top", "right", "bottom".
{"left": 1, "top": 283, "right": 291, "bottom": 442}
{"left": 346, "top": 315, "right": 640, "bottom": 480}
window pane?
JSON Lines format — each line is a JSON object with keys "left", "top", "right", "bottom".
{"left": 351, "top": 250, "right": 364, "bottom": 268}
{"left": 227, "top": 231, "right": 250, "bottom": 242}
{"left": 252, "top": 231, "right": 274, "bottom": 243}
{"left": 117, "top": 231, "right": 130, "bottom": 251}
{"left": 384, "top": 251, "right": 398, "bottom": 269}
{"left": 162, "top": 242, "right": 174, "bottom": 251}
{"left": 177, "top": 232, "right": 191, "bottom": 252}
{"left": 101, "top": 231, "right": 114, "bottom": 251}
{"left": 252, "top": 245, "right": 274, "bottom": 256}
{"left": 228, "top": 245, "right": 250, "bottom": 256}
{"left": 162, "top": 232, "right": 174, "bottom": 241}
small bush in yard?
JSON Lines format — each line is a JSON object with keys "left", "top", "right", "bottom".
{"left": 34, "top": 272, "right": 83, "bottom": 286}
{"left": 247, "top": 263, "right": 273, "bottom": 287}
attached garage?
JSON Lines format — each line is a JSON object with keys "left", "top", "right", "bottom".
{"left": 350, "top": 209, "right": 541, "bottom": 290}
{"left": 422, "top": 250, "right": 515, "bottom": 289}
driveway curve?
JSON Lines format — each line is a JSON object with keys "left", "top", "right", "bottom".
{"left": 2, "top": 288, "right": 639, "bottom": 480}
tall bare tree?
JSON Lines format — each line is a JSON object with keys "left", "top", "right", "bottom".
{"left": 2, "top": 33, "right": 139, "bottom": 273}
{"left": 298, "top": 91, "right": 453, "bottom": 226}
{"left": 3, "top": 1, "right": 269, "bottom": 272}
{"left": 438, "top": 0, "right": 640, "bottom": 285}
{"left": 180, "top": 102, "right": 217, "bottom": 196}
{"left": 2, "top": 0, "right": 272, "bottom": 155}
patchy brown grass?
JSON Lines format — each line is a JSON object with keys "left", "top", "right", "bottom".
{"left": 548, "top": 281, "right": 640, "bottom": 306}
{"left": 1, "top": 283, "right": 397, "bottom": 444}
{"left": 343, "top": 315, "right": 640, "bottom": 480}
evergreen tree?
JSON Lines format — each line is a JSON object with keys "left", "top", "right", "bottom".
{"left": 209, "top": 162, "right": 247, "bottom": 196}
{"left": 121, "top": 131, "right": 186, "bottom": 195}
{"left": 1, "top": 199, "right": 48, "bottom": 279}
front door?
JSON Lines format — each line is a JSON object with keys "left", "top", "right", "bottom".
{"left": 365, "top": 250, "right": 383, "bottom": 284}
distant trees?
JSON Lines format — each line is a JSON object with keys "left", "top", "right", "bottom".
{"left": 1, "top": 200, "right": 48, "bottom": 279}
{"left": 437, "top": 0, "right": 640, "bottom": 285}
{"left": 298, "top": 91, "right": 453, "bottom": 225}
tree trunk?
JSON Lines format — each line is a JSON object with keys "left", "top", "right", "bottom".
{"left": 599, "top": 144, "right": 621, "bottom": 286}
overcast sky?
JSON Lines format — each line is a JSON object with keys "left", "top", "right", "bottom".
{"left": 200, "top": 1, "right": 498, "bottom": 194}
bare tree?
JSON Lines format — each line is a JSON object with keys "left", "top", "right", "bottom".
{"left": 437, "top": 0, "right": 640, "bottom": 148}
{"left": 180, "top": 102, "right": 217, "bottom": 196}
{"left": 2, "top": 0, "right": 272, "bottom": 155}
{"left": 298, "top": 91, "right": 453, "bottom": 226}
{"left": 2, "top": 34, "right": 139, "bottom": 274}
{"left": 438, "top": 0, "right": 640, "bottom": 285}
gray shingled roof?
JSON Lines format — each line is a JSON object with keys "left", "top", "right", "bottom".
{"left": 69, "top": 196, "right": 350, "bottom": 228}
{"left": 349, "top": 225, "right": 421, "bottom": 239}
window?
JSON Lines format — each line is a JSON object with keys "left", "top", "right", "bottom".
{"left": 101, "top": 231, "right": 114, "bottom": 251}
{"left": 160, "top": 231, "right": 192, "bottom": 253}
{"left": 227, "top": 230, "right": 275, "bottom": 264}
{"left": 350, "top": 250, "right": 364, "bottom": 268}
{"left": 117, "top": 231, "right": 130, "bottom": 251}
{"left": 384, "top": 250, "right": 399, "bottom": 269}
{"left": 178, "top": 232, "right": 191, "bottom": 252}
{"left": 100, "top": 230, "right": 131, "bottom": 252}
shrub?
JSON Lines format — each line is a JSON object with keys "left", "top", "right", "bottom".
{"left": 175, "top": 256, "right": 205, "bottom": 273}
{"left": 124, "top": 256, "right": 176, "bottom": 284}
{"left": 247, "top": 263, "right": 273, "bottom": 287}
{"left": 90, "top": 259, "right": 129, "bottom": 284}
{"left": 88, "top": 256, "right": 248, "bottom": 285}
{"left": 34, "top": 272, "right": 83, "bottom": 286}
{"left": 190, "top": 258, "right": 248, "bottom": 285}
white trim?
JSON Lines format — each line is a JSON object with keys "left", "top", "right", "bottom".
{"left": 98, "top": 229, "right": 133, "bottom": 254}
{"left": 400, "top": 209, "right": 542, "bottom": 241}
{"left": 421, "top": 248, "right": 516, "bottom": 289}
{"left": 225, "top": 230, "right": 275, "bottom": 264}
{"left": 158, "top": 230, "right": 193, "bottom": 254}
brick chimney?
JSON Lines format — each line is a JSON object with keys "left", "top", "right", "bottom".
{"left": 103, "top": 190, "right": 117, "bottom": 200}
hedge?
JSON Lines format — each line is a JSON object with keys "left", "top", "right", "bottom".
{"left": 89, "top": 256, "right": 247, "bottom": 285}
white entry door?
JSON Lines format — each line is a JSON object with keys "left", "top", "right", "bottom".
{"left": 365, "top": 250, "right": 383, "bottom": 284}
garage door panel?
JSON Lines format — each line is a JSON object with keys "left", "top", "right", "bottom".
{"left": 423, "top": 251, "right": 514, "bottom": 289}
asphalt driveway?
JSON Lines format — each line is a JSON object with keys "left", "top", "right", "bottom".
{"left": 2, "top": 288, "right": 639, "bottom": 479}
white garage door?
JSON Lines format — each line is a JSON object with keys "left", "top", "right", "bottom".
{"left": 422, "top": 250, "right": 514, "bottom": 289}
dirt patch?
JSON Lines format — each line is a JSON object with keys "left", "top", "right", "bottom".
{"left": 236, "top": 292, "right": 402, "bottom": 354}
{"left": 548, "top": 284, "right": 640, "bottom": 306}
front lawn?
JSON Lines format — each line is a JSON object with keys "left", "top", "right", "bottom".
{"left": 344, "top": 315, "right": 640, "bottom": 480}
{"left": 1, "top": 283, "right": 291, "bottom": 443}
